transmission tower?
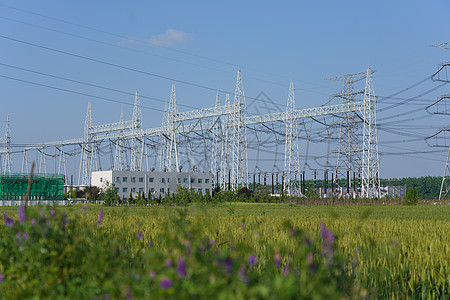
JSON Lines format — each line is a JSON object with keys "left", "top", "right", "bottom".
{"left": 130, "top": 92, "right": 144, "bottom": 171}
{"left": 327, "top": 70, "right": 371, "bottom": 189}
{"left": 231, "top": 70, "right": 248, "bottom": 189}
{"left": 2, "top": 114, "right": 12, "bottom": 174}
{"left": 114, "top": 111, "right": 128, "bottom": 170}
{"left": 284, "top": 81, "right": 301, "bottom": 196}
{"left": 79, "top": 102, "right": 95, "bottom": 185}
{"left": 220, "top": 94, "right": 231, "bottom": 190}
{"left": 361, "top": 67, "right": 380, "bottom": 198}
{"left": 211, "top": 94, "right": 222, "bottom": 188}
{"left": 429, "top": 42, "right": 450, "bottom": 200}
{"left": 163, "top": 84, "right": 180, "bottom": 172}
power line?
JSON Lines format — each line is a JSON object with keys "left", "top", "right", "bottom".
{"left": 0, "top": 62, "right": 200, "bottom": 110}
{"left": 0, "top": 74, "right": 165, "bottom": 113}
{"left": 0, "top": 3, "right": 337, "bottom": 92}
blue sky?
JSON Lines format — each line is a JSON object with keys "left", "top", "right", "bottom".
{"left": 0, "top": 0, "right": 449, "bottom": 179}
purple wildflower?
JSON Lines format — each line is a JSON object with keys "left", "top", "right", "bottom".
{"left": 22, "top": 232, "right": 29, "bottom": 241}
{"left": 283, "top": 266, "right": 290, "bottom": 276}
{"left": 31, "top": 219, "right": 36, "bottom": 226}
{"left": 83, "top": 204, "right": 87, "bottom": 214}
{"left": 50, "top": 209, "right": 56, "bottom": 217}
{"left": 320, "top": 223, "right": 335, "bottom": 260}
{"left": 308, "top": 263, "right": 317, "bottom": 274}
{"left": 160, "top": 278, "right": 172, "bottom": 289}
{"left": 148, "top": 240, "right": 154, "bottom": 247}
{"left": 209, "top": 239, "right": 216, "bottom": 245}
{"left": 239, "top": 266, "right": 249, "bottom": 285}
{"left": 0, "top": 273, "right": 3, "bottom": 283}
{"left": 248, "top": 255, "right": 257, "bottom": 268}
{"left": 3, "top": 213, "right": 13, "bottom": 227}
{"left": 97, "top": 210, "right": 103, "bottom": 226}
{"left": 274, "top": 253, "right": 282, "bottom": 267}
{"left": 177, "top": 257, "right": 186, "bottom": 278}
{"left": 18, "top": 206, "right": 26, "bottom": 223}
{"left": 104, "top": 294, "right": 110, "bottom": 300}
{"left": 320, "top": 223, "right": 335, "bottom": 244}
{"left": 289, "top": 228, "right": 296, "bottom": 236}
{"left": 136, "top": 232, "right": 144, "bottom": 240}
{"left": 306, "top": 252, "right": 314, "bottom": 264}
{"left": 165, "top": 259, "right": 172, "bottom": 268}
{"left": 149, "top": 270, "right": 156, "bottom": 279}
{"left": 241, "top": 222, "right": 245, "bottom": 227}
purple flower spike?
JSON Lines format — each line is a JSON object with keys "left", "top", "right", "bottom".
{"left": 97, "top": 210, "right": 103, "bottom": 226}
{"left": 148, "top": 240, "right": 154, "bottom": 247}
{"left": 160, "top": 278, "right": 172, "bottom": 289}
{"left": 136, "top": 232, "right": 144, "bottom": 240}
{"left": 283, "top": 266, "right": 290, "bottom": 276}
{"left": 31, "top": 219, "right": 36, "bottom": 226}
{"left": 209, "top": 239, "right": 216, "bottom": 245}
{"left": 149, "top": 270, "right": 156, "bottom": 279}
{"left": 289, "top": 228, "right": 296, "bottom": 236}
{"left": 177, "top": 257, "right": 186, "bottom": 278}
{"left": 83, "top": 204, "right": 87, "bottom": 214}
{"left": 0, "top": 273, "right": 3, "bottom": 283}
{"left": 3, "top": 213, "right": 14, "bottom": 227}
{"left": 50, "top": 210, "right": 56, "bottom": 217}
{"left": 22, "top": 232, "right": 29, "bottom": 241}
{"left": 239, "top": 267, "right": 249, "bottom": 285}
{"left": 18, "top": 206, "right": 26, "bottom": 223}
{"left": 241, "top": 222, "right": 245, "bottom": 227}
{"left": 248, "top": 255, "right": 257, "bottom": 268}
{"left": 165, "top": 259, "right": 172, "bottom": 268}
{"left": 320, "top": 223, "right": 335, "bottom": 244}
{"left": 274, "top": 253, "right": 282, "bottom": 267}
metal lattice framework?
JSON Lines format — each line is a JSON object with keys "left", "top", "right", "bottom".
{"left": 361, "top": 68, "right": 380, "bottom": 198}
{"left": 12, "top": 68, "right": 381, "bottom": 198}
{"left": 1, "top": 114, "right": 12, "bottom": 174}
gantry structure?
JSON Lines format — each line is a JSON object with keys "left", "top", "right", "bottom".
{"left": 10, "top": 68, "right": 381, "bottom": 197}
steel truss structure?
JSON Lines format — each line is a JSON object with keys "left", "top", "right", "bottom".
{"left": 13, "top": 68, "right": 381, "bottom": 197}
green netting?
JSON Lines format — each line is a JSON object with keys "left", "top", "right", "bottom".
{"left": 0, "top": 174, "right": 65, "bottom": 200}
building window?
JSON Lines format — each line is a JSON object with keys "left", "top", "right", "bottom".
{"left": 198, "top": 178, "right": 202, "bottom": 184}
{"left": 116, "top": 177, "right": 120, "bottom": 183}
{"left": 205, "top": 188, "right": 210, "bottom": 194}
{"left": 168, "top": 188, "right": 170, "bottom": 194}
{"left": 150, "top": 188, "right": 154, "bottom": 193}
{"left": 167, "top": 178, "right": 170, "bottom": 183}
{"left": 161, "top": 178, "right": 165, "bottom": 183}
{"left": 139, "top": 188, "right": 144, "bottom": 193}
{"left": 131, "top": 177, "right": 136, "bottom": 183}
{"left": 197, "top": 188, "right": 202, "bottom": 194}
{"left": 191, "top": 178, "right": 195, "bottom": 183}
{"left": 100, "top": 177, "right": 103, "bottom": 182}
{"left": 178, "top": 178, "right": 181, "bottom": 184}
{"left": 160, "top": 188, "right": 165, "bottom": 193}
{"left": 139, "top": 177, "right": 144, "bottom": 183}
{"left": 123, "top": 177, "right": 128, "bottom": 182}
{"left": 183, "top": 178, "right": 188, "bottom": 183}
{"left": 149, "top": 177, "right": 154, "bottom": 183}
{"left": 132, "top": 187, "right": 136, "bottom": 192}
{"left": 205, "top": 179, "right": 210, "bottom": 184}
{"left": 123, "top": 187, "right": 128, "bottom": 193}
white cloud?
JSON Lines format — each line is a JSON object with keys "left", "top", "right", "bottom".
{"left": 148, "top": 29, "right": 191, "bottom": 46}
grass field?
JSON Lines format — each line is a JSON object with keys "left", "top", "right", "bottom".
{"left": 0, "top": 203, "right": 449, "bottom": 299}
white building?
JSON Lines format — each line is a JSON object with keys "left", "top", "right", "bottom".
{"left": 91, "top": 170, "right": 213, "bottom": 199}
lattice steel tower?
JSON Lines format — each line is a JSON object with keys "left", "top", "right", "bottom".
{"left": 79, "top": 102, "right": 95, "bottom": 185}
{"left": 131, "top": 92, "right": 144, "bottom": 171}
{"left": 163, "top": 84, "right": 180, "bottom": 172}
{"left": 231, "top": 70, "right": 248, "bottom": 189}
{"left": 2, "top": 114, "right": 12, "bottom": 174}
{"left": 220, "top": 94, "right": 231, "bottom": 190}
{"left": 361, "top": 68, "right": 380, "bottom": 198}
{"left": 284, "top": 81, "right": 301, "bottom": 196}
{"left": 328, "top": 71, "right": 368, "bottom": 187}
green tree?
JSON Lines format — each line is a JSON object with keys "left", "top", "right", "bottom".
{"left": 404, "top": 187, "right": 420, "bottom": 205}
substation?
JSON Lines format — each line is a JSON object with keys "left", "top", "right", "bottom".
{"left": 0, "top": 67, "right": 395, "bottom": 201}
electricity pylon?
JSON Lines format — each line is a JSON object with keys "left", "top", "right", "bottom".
{"left": 284, "top": 81, "right": 301, "bottom": 196}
